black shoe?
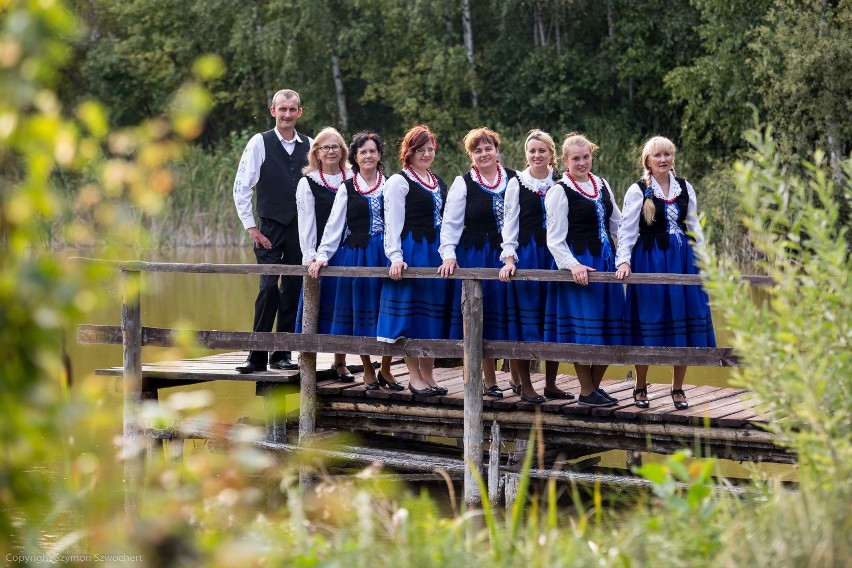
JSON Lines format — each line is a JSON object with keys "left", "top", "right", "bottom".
{"left": 408, "top": 384, "right": 437, "bottom": 396}
{"left": 543, "top": 387, "right": 575, "bottom": 400}
{"left": 432, "top": 385, "right": 448, "bottom": 395}
{"left": 377, "top": 371, "right": 405, "bottom": 391}
{"left": 332, "top": 363, "right": 355, "bottom": 382}
{"left": 633, "top": 386, "right": 650, "bottom": 408}
{"left": 671, "top": 388, "right": 689, "bottom": 410}
{"left": 578, "top": 391, "right": 616, "bottom": 407}
{"left": 483, "top": 385, "right": 503, "bottom": 398}
{"left": 520, "top": 392, "right": 546, "bottom": 404}
{"left": 596, "top": 387, "right": 618, "bottom": 403}
{"left": 364, "top": 381, "right": 380, "bottom": 391}
{"left": 235, "top": 361, "right": 267, "bottom": 374}
{"left": 270, "top": 359, "right": 299, "bottom": 371}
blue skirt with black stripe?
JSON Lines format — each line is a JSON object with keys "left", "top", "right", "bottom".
{"left": 376, "top": 234, "right": 451, "bottom": 342}
{"left": 505, "top": 236, "right": 554, "bottom": 342}
{"left": 329, "top": 233, "right": 388, "bottom": 337}
{"left": 446, "top": 241, "right": 510, "bottom": 340}
{"left": 623, "top": 234, "right": 715, "bottom": 347}
{"left": 543, "top": 248, "right": 625, "bottom": 345}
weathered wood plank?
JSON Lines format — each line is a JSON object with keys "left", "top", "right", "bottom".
{"left": 71, "top": 258, "right": 775, "bottom": 286}
{"left": 462, "top": 279, "right": 485, "bottom": 508}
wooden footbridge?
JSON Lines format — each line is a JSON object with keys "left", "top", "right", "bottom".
{"left": 77, "top": 260, "right": 785, "bottom": 508}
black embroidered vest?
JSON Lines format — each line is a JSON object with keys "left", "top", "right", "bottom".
{"left": 517, "top": 177, "right": 548, "bottom": 247}
{"left": 256, "top": 130, "right": 310, "bottom": 226}
{"left": 636, "top": 176, "right": 690, "bottom": 251}
{"left": 305, "top": 176, "right": 339, "bottom": 249}
{"left": 557, "top": 179, "right": 615, "bottom": 257}
{"left": 460, "top": 168, "right": 516, "bottom": 249}
{"left": 341, "top": 179, "right": 383, "bottom": 249}
{"left": 401, "top": 173, "right": 448, "bottom": 243}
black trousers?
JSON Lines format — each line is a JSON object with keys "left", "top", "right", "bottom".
{"left": 247, "top": 217, "right": 302, "bottom": 365}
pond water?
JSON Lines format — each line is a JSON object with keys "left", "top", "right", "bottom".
{"left": 65, "top": 246, "right": 795, "bottom": 481}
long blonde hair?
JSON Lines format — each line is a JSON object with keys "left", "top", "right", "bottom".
{"left": 303, "top": 126, "right": 350, "bottom": 175}
{"left": 639, "top": 136, "right": 677, "bottom": 225}
{"left": 524, "top": 129, "right": 558, "bottom": 171}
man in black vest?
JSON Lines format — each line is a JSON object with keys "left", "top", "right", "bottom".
{"left": 233, "top": 89, "right": 312, "bottom": 373}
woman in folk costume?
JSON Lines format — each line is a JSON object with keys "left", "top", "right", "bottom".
{"left": 615, "top": 136, "right": 715, "bottom": 409}
{"left": 545, "top": 132, "right": 624, "bottom": 408}
{"left": 439, "top": 127, "right": 513, "bottom": 399}
{"left": 308, "top": 131, "right": 401, "bottom": 391}
{"left": 295, "top": 126, "right": 354, "bottom": 381}
{"left": 498, "top": 129, "right": 565, "bottom": 404}
{"left": 377, "top": 125, "right": 451, "bottom": 397}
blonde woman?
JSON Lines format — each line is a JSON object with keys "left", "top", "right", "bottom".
{"left": 296, "top": 126, "right": 354, "bottom": 381}
{"left": 545, "top": 132, "right": 624, "bottom": 407}
{"left": 615, "top": 136, "right": 715, "bottom": 409}
{"left": 499, "top": 129, "right": 563, "bottom": 404}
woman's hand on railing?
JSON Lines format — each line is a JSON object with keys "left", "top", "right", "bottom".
{"left": 308, "top": 260, "right": 327, "bottom": 278}
{"left": 499, "top": 257, "right": 516, "bottom": 282}
{"left": 615, "top": 263, "right": 631, "bottom": 280}
{"left": 438, "top": 258, "right": 458, "bottom": 278}
{"left": 389, "top": 261, "right": 408, "bottom": 281}
{"left": 571, "top": 263, "right": 595, "bottom": 286}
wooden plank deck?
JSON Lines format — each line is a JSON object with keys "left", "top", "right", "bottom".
{"left": 97, "top": 351, "right": 793, "bottom": 464}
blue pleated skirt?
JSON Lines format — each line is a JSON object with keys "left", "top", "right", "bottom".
{"left": 543, "top": 249, "right": 624, "bottom": 345}
{"left": 329, "top": 233, "right": 388, "bottom": 337}
{"left": 624, "top": 234, "right": 715, "bottom": 347}
{"left": 505, "top": 236, "right": 554, "bottom": 342}
{"left": 295, "top": 253, "right": 341, "bottom": 334}
{"left": 446, "top": 241, "right": 509, "bottom": 340}
{"left": 376, "top": 234, "right": 451, "bottom": 342}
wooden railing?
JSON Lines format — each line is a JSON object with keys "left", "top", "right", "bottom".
{"left": 76, "top": 259, "right": 773, "bottom": 507}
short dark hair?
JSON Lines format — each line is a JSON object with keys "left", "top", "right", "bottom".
{"left": 399, "top": 125, "right": 437, "bottom": 167}
{"left": 348, "top": 131, "right": 386, "bottom": 174}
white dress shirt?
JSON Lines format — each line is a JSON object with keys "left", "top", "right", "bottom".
{"left": 439, "top": 166, "right": 509, "bottom": 261}
{"left": 296, "top": 169, "right": 348, "bottom": 264}
{"left": 500, "top": 167, "right": 554, "bottom": 262}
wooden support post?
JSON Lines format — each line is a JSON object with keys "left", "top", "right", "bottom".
{"left": 299, "top": 274, "right": 320, "bottom": 489}
{"left": 625, "top": 450, "right": 643, "bottom": 470}
{"left": 121, "top": 270, "right": 142, "bottom": 517}
{"left": 488, "top": 420, "right": 502, "bottom": 507}
{"left": 504, "top": 473, "right": 520, "bottom": 510}
{"left": 462, "top": 278, "right": 484, "bottom": 508}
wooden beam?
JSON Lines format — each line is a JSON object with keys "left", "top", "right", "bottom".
{"left": 121, "top": 270, "right": 142, "bottom": 516}
{"left": 70, "top": 258, "right": 775, "bottom": 286}
{"left": 299, "top": 275, "right": 320, "bottom": 489}
{"left": 78, "top": 325, "right": 743, "bottom": 367}
{"left": 462, "top": 279, "right": 484, "bottom": 507}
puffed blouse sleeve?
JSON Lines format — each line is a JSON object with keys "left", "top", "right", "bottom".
{"left": 684, "top": 179, "right": 706, "bottom": 255}
{"left": 315, "top": 185, "right": 349, "bottom": 264}
{"left": 545, "top": 184, "right": 581, "bottom": 270}
{"left": 296, "top": 176, "right": 317, "bottom": 264}
{"left": 383, "top": 173, "right": 409, "bottom": 264}
{"left": 603, "top": 178, "right": 622, "bottom": 239}
{"left": 615, "top": 183, "right": 643, "bottom": 267}
{"left": 438, "top": 175, "right": 468, "bottom": 261}
{"left": 500, "top": 176, "right": 521, "bottom": 262}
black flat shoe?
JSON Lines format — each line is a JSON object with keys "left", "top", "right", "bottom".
{"left": 633, "top": 386, "right": 650, "bottom": 408}
{"left": 483, "top": 385, "right": 503, "bottom": 398}
{"left": 332, "top": 363, "right": 355, "bottom": 382}
{"left": 520, "top": 392, "right": 546, "bottom": 404}
{"left": 235, "top": 361, "right": 267, "bottom": 374}
{"left": 432, "top": 385, "right": 448, "bottom": 395}
{"left": 408, "top": 384, "right": 437, "bottom": 396}
{"left": 671, "top": 388, "right": 689, "bottom": 410}
{"left": 596, "top": 387, "right": 618, "bottom": 403}
{"left": 377, "top": 371, "right": 405, "bottom": 391}
{"left": 364, "top": 381, "right": 380, "bottom": 391}
{"left": 270, "top": 359, "right": 299, "bottom": 370}
{"left": 543, "top": 387, "right": 575, "bottom": 400}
